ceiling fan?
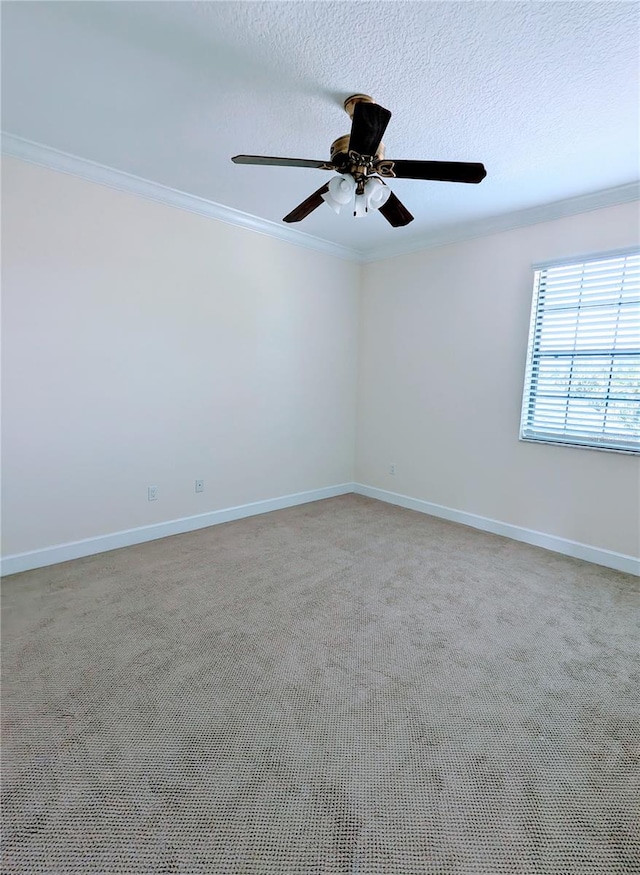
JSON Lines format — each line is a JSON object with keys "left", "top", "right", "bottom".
{"left": 232, "top": 94, "right": 487, "bottom": 227}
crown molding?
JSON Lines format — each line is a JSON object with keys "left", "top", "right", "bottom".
{"left": 360, "top": 182, "right": 640, "bottom": 263}
{"left": 1, "top": 133, "right": 360, "bottom": 263}
{"left": 3, "top": 132, "right": 637, "bottom": 266}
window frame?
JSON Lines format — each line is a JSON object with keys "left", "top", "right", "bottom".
{"left": 519, "top": 247, "right": 640, "bottom": 455}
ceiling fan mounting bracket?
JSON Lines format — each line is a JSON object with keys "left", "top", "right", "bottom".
{"left": 343, "top": 93, "right": 375, "bottom": 119}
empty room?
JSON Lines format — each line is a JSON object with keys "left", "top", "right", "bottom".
{"left": 1, "top": 1, "right": 639, "bottom": 872}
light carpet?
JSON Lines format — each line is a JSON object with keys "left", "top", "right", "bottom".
{"left": 2, "top": 494, "right": 639, "bottom": 873}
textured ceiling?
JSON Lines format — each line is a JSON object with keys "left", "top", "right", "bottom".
{"left": 2, "top": 1, "right": 639, "bottom": 254}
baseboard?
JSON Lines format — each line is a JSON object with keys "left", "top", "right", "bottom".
{"left": 353, "top": 483, "right": 640, "bottom": 576}
{"left": 0, "top": 483, "right": 356, "bottom": 576}
{"left": 4, "top": 481, "right": 637, "bottom": 577}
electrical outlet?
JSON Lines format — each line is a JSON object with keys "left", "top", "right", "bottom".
{"left": 148, "top": 486, "right": 158, "bottom": 501}
{"left": 195, "top": 479, "right": 204, "bottom": 493}
{"left": 389, "top": 464, "right": 396, "bottom": 475}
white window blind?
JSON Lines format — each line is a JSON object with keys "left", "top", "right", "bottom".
{"left": 520, "top": 250, "right": 640, "bottom": 453}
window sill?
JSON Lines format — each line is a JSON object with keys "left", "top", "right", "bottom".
{"left": 519, "top": 435, "right": 639, "bottom": 455}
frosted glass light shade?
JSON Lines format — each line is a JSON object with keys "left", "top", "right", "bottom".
{"left": 364, "top": 177, "right": 391, "bottom": 210}
{"left": 320, "top": 174, "right": 356, "bottom": 213}
{"left": 321, "top": 191, "right": 343, "bottom": 214}
{"left": 321, "top": 174, "right": 356, "bottom": 214}
{"left": 328, "top": 174, "right": 356, "bottom": 203}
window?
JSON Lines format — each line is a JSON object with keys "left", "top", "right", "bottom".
{"left": 520, "top": 250, "right": 640, "bottom": 453}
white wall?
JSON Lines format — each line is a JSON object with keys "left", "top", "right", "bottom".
{"left": 1, "top": 157, "right": 359, "bottom": 556}
{"left": 356, "top": 202, "right": 640, "bottom": 558}
{"left": 2, "top": 157, "right": 638, "bottom": 566}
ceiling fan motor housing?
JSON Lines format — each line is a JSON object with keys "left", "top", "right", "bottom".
{"left": 330, "top": 135, "right": 385, "bottom": 166}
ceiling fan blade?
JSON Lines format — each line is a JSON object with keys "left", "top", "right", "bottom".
{"left": 379, "top": 191, "right": 414, "bottom": 227}
{"left": 283, "top": 183, "right": 330, "bottom": 223}
{"left": 232, "top": 155, "right": 334, "bottom": 170}
{"left": 348, "top": 101, "right": 392, "bottom": 157}
{"left": 381, "top": 159, "right": 487, "bottom": 183}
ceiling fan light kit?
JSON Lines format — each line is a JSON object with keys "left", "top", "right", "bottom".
{"left": 321, "top": 173, "right": 390, "bottom": 217}
{"left": 232, "top": 94, "right": 487, "bottom": 227}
